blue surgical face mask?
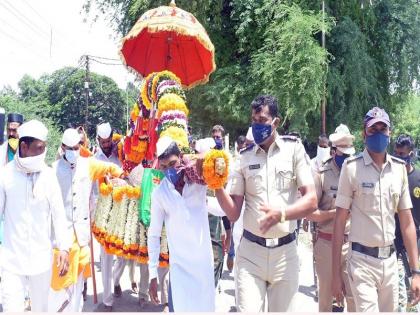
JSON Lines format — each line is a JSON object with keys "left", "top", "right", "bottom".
{"left": 393, "top": 154, "right": 411, "bottom": 165}
{"left": 214, "top": 138, "right": 223, "bottom": 150}
{"left": 164, "top": 167, "right": 182, "bottom": 185}
{"left": 365, "top": 132, "right": 389, "bottom": 153}
{"left": 334, "top": 154, "right": 349, "bottom": 169}
{"left": 252, "top": 122, "right": 274, "bottom": 145}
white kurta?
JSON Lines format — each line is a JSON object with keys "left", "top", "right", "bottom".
{"left": 148, "top": 178, "right": 215, "bottom": 312}
{"left": 0, "top": 141, "right": 9, "bottom": 168}
{"left": 0, "top": 160, "right": 71, "bottom": 276}
{"left": 53, "top": 157, "right": 94, "bottom": 247}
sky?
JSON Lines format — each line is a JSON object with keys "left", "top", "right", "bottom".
{"left": 0, "top": 0, "right": 135, "bottom": 90}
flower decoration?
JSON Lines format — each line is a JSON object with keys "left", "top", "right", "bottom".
{"left": 92, "top": 182, "right": 169, "bottom": 266}
{"left": 202, "top": 149, "right": 230, "bottom": 189}
{"left": 157, "top": 85, "right": 186, "bottom": 104}
{"left": 140, "top": 73, "right": 156, "bottom": 110}
{"left": 151, "top": 71, "right": 181, "bottom": 102}
{"left": 160, "top": 126, "right": 189, "bottom": 149}
{"left": 157, "top": 94, "right": 189, "bottom": 117}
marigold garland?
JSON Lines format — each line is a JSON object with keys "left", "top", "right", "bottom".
{"left": 157, "top": 86, "right": 186, "bottom": 104}
{"left": 93, "top": 182, "right": 168, "bottom": 266}
{"left": 158, "top": 121, "right": 187, "bottom": 135}
{"left": 140, "top": 74, "right": 155, "bottom": 110}
{"left": 157, "top": 94, "right": 189, "bottom": 118}
{"left": 202, "top": 149, "right": 230, "bottom": 189}
{"left": 151, "top": 71, "right": 181, "bottom": 102}
{"left": 160, "top": 126, "right": 189, "bottom": 149}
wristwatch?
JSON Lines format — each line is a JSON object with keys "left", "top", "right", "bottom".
{"left": 279, "top": 209, "right": 286, "bottom": 223}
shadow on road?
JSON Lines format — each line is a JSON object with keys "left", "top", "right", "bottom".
{"left": 298, "top": 285, "right": 317, "bottom": 300}
{"left": 84, "top": 290, "right": 164, "bottom": 312}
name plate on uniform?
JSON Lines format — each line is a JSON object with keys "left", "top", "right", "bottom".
{"left": 265, "top": 238, "right": 279, "bottom": 248}
{"left": 249, "top": 164, "right": 261, "bottom": 170}
{"left": 362, "top": 182, "right": 374, "bottom": 188}
{"left": 378, "top": 246, "right": 391, "bottom": 259}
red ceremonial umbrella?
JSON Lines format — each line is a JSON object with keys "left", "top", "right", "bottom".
{"left": 120, "top": 0, "right": 216, "bottom": 89}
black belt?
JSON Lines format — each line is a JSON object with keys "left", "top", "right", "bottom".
{"left": 243, "top": 230, "right": 296, "bottom": 248}
{"left": 352, "top": 242, "right": 395, "bottom": 259}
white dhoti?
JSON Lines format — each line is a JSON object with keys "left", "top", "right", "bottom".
{"left": 100, "top": 246, "right": 114, "bottom": 307}
{"left": 1, "top": 268, "right": 51, "bottom": 312}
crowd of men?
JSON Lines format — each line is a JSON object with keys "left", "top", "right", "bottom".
{"left": 0, "top": 94, "right": 420, "bottom": 313}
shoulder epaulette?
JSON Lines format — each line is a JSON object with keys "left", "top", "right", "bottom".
{"left": 240, "top": 144, "right": 255, "bottom": 154}
{"left": 322, "top": 157, "right": 333, "bottom": 166}
{"left": 319, "top": 157, "right": 333, "bottom": 172}
{"left": 390, "top": 155, "right": 406, "bottom": 165}
{"left": 279, "top": 135, "right": 299, "bottom": 142}
{"left": 346, "top": 153, "right": 363, "bottom": 164}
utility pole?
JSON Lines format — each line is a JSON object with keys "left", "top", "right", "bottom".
{"left": 84, "top": 55, "right": 90, "bottom": 131}
{"left": 321, "top": 0, "right": 327, "bottom": 135}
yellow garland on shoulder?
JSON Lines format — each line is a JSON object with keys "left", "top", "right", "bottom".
{"left": 202, "top": 149, "right": 229, "bottom": 190}
{"left": 160, "top": 126, "right": 189, "bottom": 148}
{"left": 151, "top": 70, "right": 181, "bottom": 102}
{"left": 157, "top": 93, "right": 189, "bottom": 118}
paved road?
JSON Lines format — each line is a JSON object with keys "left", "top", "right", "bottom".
{"left": 82, "top": 233, "right": 319, "bottom": 312}
{"left": 0, "top": 233, "right": 319, "bottom": 312}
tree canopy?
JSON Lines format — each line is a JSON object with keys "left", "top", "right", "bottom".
{"left": 84, "top": 0, "right": 419, "bottom": 147}
{"left": 1, "top": 68, "right": 130, "bottom": 163}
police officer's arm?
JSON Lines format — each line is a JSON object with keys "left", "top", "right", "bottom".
{"left": 215, "top": 161, "right": 244, "bottom": 222}
{"left": 259, "top": 142, "right": 317, "bottom": 234}
{"left": 332, "top": 160, "right": 352, "bottom": 301}
{"left": 306, "top": 170, "right": 336, "bottom": 223}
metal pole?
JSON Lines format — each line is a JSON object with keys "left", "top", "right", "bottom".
{"left": 321, "top": 1, "right": 327, "bottom": 134}
{"left": 84, "top": 55, "right": 90, "bottom": 131}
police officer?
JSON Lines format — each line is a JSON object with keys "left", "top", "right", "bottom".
{"left": 393, "top": 134, "right": 420, "bottom": 311}
{"left": 215, "top": 95, "right": 317, "bottom": 312}
{"left": 307, "top": 124, "right": 356, "bottom": 312}
{"left": 332, "top": 107, "right": 420, "bottom": 312}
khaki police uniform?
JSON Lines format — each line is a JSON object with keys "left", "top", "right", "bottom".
{"left": 230, "top": 134, "right": 314, "bottom": 312}
{"left": 335, "top": 149, "right": 413, "bottom": 312}
{"left": 314, "top": 158, "right": 355, "bottom": 312}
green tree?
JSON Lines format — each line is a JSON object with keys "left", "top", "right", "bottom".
{"left": 0, "top": 88, "right": 61, "bottom": 164}
{"left": 84, "top": 0, "right": 420, "bottom": 144}
{"left": 251, "top": 4, "right": 330, "bottom": 133}
{"left": 47, "top": 67, "right": 126, "bottom": 136}
{"left": 392, "top": 94, "right": 420, "bottom": 147}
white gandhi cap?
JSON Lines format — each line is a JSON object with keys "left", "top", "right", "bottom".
{"left": 62, "top": 128, "right": 81, "bottom": 147}
{"left": 156, "top": 136, "right": 176, "bottom": 158}
{"left": 195, "top": 137, "right": 216, "bottom": 154}
{"left": 97, "top": 122, "right": 112, "bottom": 139}
{"left": 18, "top": 119, "right": 48, "bottom": 141}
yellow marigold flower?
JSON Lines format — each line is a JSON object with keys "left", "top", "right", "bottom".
{"left": 157, "top": 94, "right": 189, "bottom": 118}
{"left": 160, "top": 126, "right": 189, "bottom": 149}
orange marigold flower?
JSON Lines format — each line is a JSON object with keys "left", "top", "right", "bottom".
{"left": 202, "top": 149, "right": 229, "bottom": 190}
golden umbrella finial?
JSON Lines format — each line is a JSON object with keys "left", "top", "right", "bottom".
{"left": 169, "top": 0, "right": 176, "bottom": 7}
